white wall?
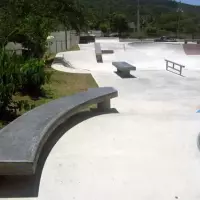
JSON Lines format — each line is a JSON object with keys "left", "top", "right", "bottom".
{"left": 48, "top": 30, "right": 80, "bottom": 54}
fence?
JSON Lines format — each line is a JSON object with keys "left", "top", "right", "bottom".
{"left": 48, "top": 30, "right": 80, "bottom": 54}
{"left": 47, "top": 40, "right": 66, "bottom": 54}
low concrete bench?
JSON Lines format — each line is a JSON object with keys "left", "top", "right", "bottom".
{"left": 165, "top": 59, "right": 185, "bottom": 76}
{"left": 0, "top": 87, "right": 118, "bottom": 175}
{"left": 94, "top": 43, "right": 103, "bottom": 63}
{"left": 102, "top": 50, "right": 114, "bottom": 54}
{"left": 112, "top": 62, "right": 136, "bottom": 76}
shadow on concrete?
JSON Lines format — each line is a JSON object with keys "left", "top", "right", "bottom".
{"left": 197, "top": 133, "right": 200, "bottom": 152}
{"left": 0, "top": 108, "right": 118, "bottom": 198}
{"left": 52, "top": 57, "right": 73, "bottom": 68}
{"left": 115, "top": 71, "right": 137, "bottom": 79}
{"left": 166, "top": 69, "right": 185, "bottom": 77}
{"left": 102, "top": 50, "right": 114, "bottom": 54}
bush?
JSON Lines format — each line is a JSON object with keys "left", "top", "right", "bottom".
{"left": 145, "top": 27, "right": 158, "bottom": 37}
{"left": 0, "top": 48, "right": 52, "bottom": 117}
{"left": 20, "top": 58, "right": 51, "bottom": 95}
{"left": 44, "top": 52, "right": 56, "bottom": 67}
{"left": 0, "top": 48, "right": 20, "bottom": 113}
{"left": 137, "top": 32, "right": 146, "bottom": 40}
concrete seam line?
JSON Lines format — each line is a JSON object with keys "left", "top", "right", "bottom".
{"left": 197, "top": 133, "right": 200, "bottom": 152}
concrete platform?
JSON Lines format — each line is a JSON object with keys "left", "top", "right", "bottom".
{"left": 2, "top": 39, "right": 200, "bottom": 200}
{"left": 36, "top": 113, "right": 200, "bottom": 200}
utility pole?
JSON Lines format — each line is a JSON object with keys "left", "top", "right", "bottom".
{"left": 137, "top": 0, "right": 140, "bottom": 34}
{"left": 176, "top": 1, "right": 183, "bottom": 39}
{"left": 109, "top": 0, "right": 113, "bottom": 34}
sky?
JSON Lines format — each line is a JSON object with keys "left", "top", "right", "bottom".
{"left": 178, "top": 0, "right": 200, "bottom": 5}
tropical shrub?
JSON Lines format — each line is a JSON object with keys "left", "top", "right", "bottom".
{"left": 19, "top": 58, "right": 51, "bottom": 95}
{"left": 0, "top": 48, "right": 20, "bottom": 113}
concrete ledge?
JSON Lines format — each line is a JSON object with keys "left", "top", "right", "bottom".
{"left": 112, "top": 62, "right": 136, "bottom": 71}
{"left": 102, "top": 50, "right": 114, "bottom": 54}
{"left": 94, "top": 43, "right": 103, "bottom": 63}
{"left": 112, "top": 62, "right": 136, "bottom": 77}
{"left": 0, "top": 87, "right": 118, "bottom": 175}
{"left": 52, "top": 54, "right": 74, "bottom": 68}
{"left": 96, "top": 54, "right": 103, "bottom": 63}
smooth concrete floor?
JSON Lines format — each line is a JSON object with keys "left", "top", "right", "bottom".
{"left": 2, "top": 40, "right": 200, "bottom": 200}
{"left": 18, "top": 70, "right": 200, "bottom": 200}
{"left": 38, "top": 113, "right": 200, "bottom": 200}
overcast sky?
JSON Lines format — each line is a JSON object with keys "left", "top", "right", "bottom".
{"left": 177, "top": 0, "right": 200, "bottom": 5}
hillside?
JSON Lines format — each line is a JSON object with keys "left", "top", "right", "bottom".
{"left": 81, "top": 0, "right": 200, "bottom": 37}
{"left": 82, "top": 0, "right": 200, "bottom": 19}
{"left": 82, "top": 0, "right": 200, "bottom": 15}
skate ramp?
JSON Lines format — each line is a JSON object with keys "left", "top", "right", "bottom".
{"left": 53, "top": 42, "right": 200, "bottom": 73}
{"left": 129, "top": 42, "right": 200, "bottom": 56}
{"left": 129, "top": 43, "right": 186, "bottom": 57}
{"left": 183, "top": 44, "right": 200, "bottom": 55}
{"left": 126, "top": 43, "right": 200, "bottom": 70}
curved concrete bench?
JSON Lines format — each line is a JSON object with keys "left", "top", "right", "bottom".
{"left": 0, "top": 87, "right": 118, "bottom": 175}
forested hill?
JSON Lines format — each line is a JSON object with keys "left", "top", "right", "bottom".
{"left": 81, "top": 0, "right": 200, "bottom": 37}
{"left": 82, "top": 0, "right": 200, "bottom": 16}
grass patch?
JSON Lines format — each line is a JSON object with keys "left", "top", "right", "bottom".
{"left": 0, "top": 69, "right": 98, "bottom": 128}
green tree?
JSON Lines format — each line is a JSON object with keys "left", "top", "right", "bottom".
{"left": 0, "top": 0, "right": 85, "bottom": 58}
{"left": 110, "top": 13, "right": 129, "bottom": 35}
{"left": 145, "top": 26, "right": 158, "bottom": 36}
{"left": 99, "top": 22, "right": 110, "bottom": 34}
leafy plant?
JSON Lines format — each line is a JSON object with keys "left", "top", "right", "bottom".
{"left": 99, "top": 22, "right": 110, "bottom": 34}
{"left": 0, "top": 48, "right": 21, "bottom": 113}
{"left": 19, "top": 58, "right": 52, "bottom": 95}
{"left": 136, "top": 32, "right": 146, "bottom": 40}
{"left": 145, "top": 26, "right": 158, "bottom": 36}
{"left": 110, "top": 13, "right": 129, "bottom": 35}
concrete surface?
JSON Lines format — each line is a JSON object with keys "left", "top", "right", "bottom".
{"left": 2, "top": 39, "right": 200, "bottom": 199}
{"left": 27, "top": 113, "right": 200, "bottom": 200}
{"left": 52, "top": 41, "right": 200, "bottom": 73}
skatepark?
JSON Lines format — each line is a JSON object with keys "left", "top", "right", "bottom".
{"left": 2, "top": 39, "right": 200, "bottom": 200}
{"left": 53, "top": 39, "right": 200, "bottom": 73}
{"left": 41, "top": 39, "right": 200, "bottom": 200}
